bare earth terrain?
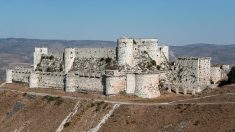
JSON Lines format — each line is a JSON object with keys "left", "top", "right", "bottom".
{"left": 0, "top": 82, "right": 235, "bottom": 132}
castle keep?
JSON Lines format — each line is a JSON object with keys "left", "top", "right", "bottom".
{"left": 6, "top": 38, "right": 229, "bottom": 98}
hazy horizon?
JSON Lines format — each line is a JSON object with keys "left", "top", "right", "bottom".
{"left": 0, "top": 0, "right": 235, "bottom": 45}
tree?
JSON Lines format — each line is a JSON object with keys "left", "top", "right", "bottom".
{"left": 228, "top": 66, "right": 235, "bottom": 84}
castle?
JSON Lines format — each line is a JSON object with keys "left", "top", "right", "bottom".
{"left": 6, "top": 38, "right": 230, "bottom": 98}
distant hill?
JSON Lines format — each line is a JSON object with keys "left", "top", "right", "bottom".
{"left": 0, "top": 38, "right": 235, "bottom": 80}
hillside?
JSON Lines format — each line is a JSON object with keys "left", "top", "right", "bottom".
{"left": 171, "top": 43, "right": 235, "bottom": 65}
{"left": 0, "top": 38, "right": 235, "bottom": 80}
{"left": 0, "top": 82, "right": 235, "bottom": 131}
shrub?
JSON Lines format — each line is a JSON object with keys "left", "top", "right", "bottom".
{"left": 105, "top": 58, "right": 112, "bottom": 63}
{"left": 64, "top": 122, "right": 70, "bottom": 127}
{"left": 100, "top": 58, "right": 105, "bottom": 61}
{"left": 95, "top": 101, "right": 104, "bottom": 112}
{"left": 150, "top": 60, "right": 156, "bottom": 66}
{"left": 49, "top": 55, "right": 54, "bottom": 60}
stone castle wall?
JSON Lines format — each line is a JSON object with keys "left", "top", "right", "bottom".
{"left": 176, "top": 57, "right": 199, "bottom": 84}
{"left": 64, "top": 48, "right": 116, "bottom": 73}
{"left": 175, "top": 57, "right": 211, "bottom": 85}
{"left": 7, "top": 37, "right": 225, "bottom": 99}
{"left": 198, "top": 58, "right": 211, "bottom": 85}
{"left": 37, "top": 72, "right": 65, "bottom": 89}
{"left": 210, "top": 65, "right": 229, "bottom": 84}
{"left": 135, "top": 73, "right": 161, "bottom": 98}
{"left": 34, "top": 47, "right": 48, "bottom": 70}
{"left": 6, "top": 69, "right": 13, "bottom": 83}
{"left": 10, "top": 68, "right": 32, "bottom": 83}
{"left": 65, "top": 73, "right": 104, "bottom": 93}
{"left": 74, "top": 75, "right": 103, "bottom": 92}
{"left": 210, "top": 66, "right": 222, "bottom": 84}
{"left": 117, "top": 38, "right": 168, "bottom": 67}
{"left": 75, "top": 48, "right": 116, "bottom": 58}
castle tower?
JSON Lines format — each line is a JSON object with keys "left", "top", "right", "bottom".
{"left": 29, "top": 72, "right": 39, "bottom": 88}
{"left": 159, "top": 46, "right": 169, "bottom": 65}
{"left": 137, "top": 39, "right": 159, "bottom": 65}
{"left": 64, "top": 48, "right": 76, "bottom": 73}
{"left": 6, "top": 69, "right": 13, "bottom": 83}
{"left": 65, "top": 73, "right": 76, "bottom": 92}
{"left": 34, "top": 47, "right": 48, "bottom": 70}
{"left": 117, "top": 38, "right": 135, "bottom": 67}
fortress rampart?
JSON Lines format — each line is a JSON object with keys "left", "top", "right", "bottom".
{"left": 6, "top": 37, "right": 228, "bottom": 98}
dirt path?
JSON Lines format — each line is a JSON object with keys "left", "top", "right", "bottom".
{"left": 1, "top": 87, "right": 235, "bottom": 106}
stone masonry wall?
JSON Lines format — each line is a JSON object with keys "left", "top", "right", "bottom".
{"left": 74, "top": 75, "right": 104, "bottom": 92}
{"left": 37, "top": 72, "right": 65, "bottom": 89}
{"left": 75, "top": 48, "right": 116, "bottom": 59}
{"left": 198, "top": 58, "right": 211, "bottom": 85}
{"left": 12, "top": 68, "right": 32, "bottom": 83}
{"left": 175, "top": 57, "right": 199, "bottom": 84}
{"left": 105, "top": 70, "right": 126, "bottom": 95}
{"left": 34, "top": 48, "right": 48, "bottom": 70}
{"left": 135, "top": 73, "right": 161, "bottom": 98}
{"left": 210, "top": 66, "right": 222, "bottom": 84}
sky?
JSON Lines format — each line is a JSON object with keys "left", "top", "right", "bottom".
{"left": 0, "top": 0, "right": 235, "bottom": 45}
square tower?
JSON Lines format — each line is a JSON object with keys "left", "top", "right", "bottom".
{"left": 34, "top": 47, "right": 48, "bottom": 70}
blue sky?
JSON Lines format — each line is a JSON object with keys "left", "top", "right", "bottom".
{"left": 0, "top": 0, "right": 235, "bottom": 45}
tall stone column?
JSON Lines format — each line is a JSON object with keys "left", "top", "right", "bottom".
{"left": 29, "top": 72, "right": 39, "bottom": 88}
{"left": 6, "top": 69, "right": 13, "bottom": 83}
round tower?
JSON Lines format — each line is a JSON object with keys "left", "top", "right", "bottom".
{"left": 6, "top": 69, "right": 13, "bottom": 83}
{"left": 64, "top": 48, "right": 76, "bottom": 73}
{"left": 34, "top": 47, "right": 48, "bottom": 70}
{"left": 29, "top": 72, "right": 39, "bottom": 88}
{"left": 117, "top": 38, "right": 134, "bottom": 67}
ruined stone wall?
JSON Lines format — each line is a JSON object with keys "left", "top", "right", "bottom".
{"left": 135, "top": 73, "right": 161, "bottom": 98}
{"left": 210, "top": 66, "right": 222, "bottom": 84}
{"left": 159, "top": 46, "right": 169, "bottom": 64}
{"left": 210, "top": 65, "right": 228, "bottom": 84}
{"left": 117, "top": 38, "right": 169, "bottom": 68}
{"left": 222, "top": 65, "right": 230, "bottom": 74}
{"left": 34, "top": 48, "right": 48, "bottom": 70}
{"left": 75, "top": 48, "right": 116, "bottom": 58}
{"left": 35, "top": 55, "right": 64, "bottom": 72}
{"left": 198, "top": 58, "right": 211, "bottom": 85}
{"left": 37, "top": 72, "right": 65, "bottom": 89}
{"left": 133, "top": 39, "right": 160, "bottom": 65}
{"left": 174, "top": 57, "right": 211, "bottom": 86}
{"left": 175, "top": 57, "right": 199, "bottom": 84}
{"left": 11, "top": 68, "right": 32, "bottom": 83}
{"left": 65, "top": 48, "right": 116, "bottom": 73}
